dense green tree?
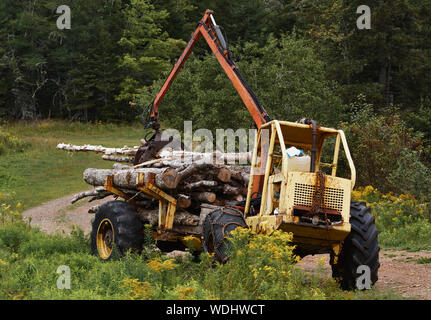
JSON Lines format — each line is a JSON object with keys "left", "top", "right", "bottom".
{"left": 0, "top": 0, "right": 429, "bottom": 137}
{"left": 296, "top": 0, "right": 431, "bottom": 110}
{"left": 0, "top": 0, "right": 186, "bottom": 121}
{"left": 0, "top": 0, "right": 57, "bottom": 119}
{"left": 117, "top": 0, "right": 186, "bottom": 103}
{"left": 340, "top": 95, "right": 430, "bottom": 199}
{"left": 138, "top": 34, "right": 345, "bottom": 131}
{"left": 151, "top": 0, "right": 200, "bottom": 41}
{"left": 194, "top": 0, "right": 275, "bottom": 44}
{"left": 0, "top": 0, "right": 128, "bottom": 120}
{"left": 56, "top": 0, "right": 126, "bottom": 121}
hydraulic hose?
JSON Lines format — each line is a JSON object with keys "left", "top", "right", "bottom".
{"left": 310, "top": 119, "right": 317, "bottom": 173}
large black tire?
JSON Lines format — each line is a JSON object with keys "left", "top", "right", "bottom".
{"left": 331, "top": 201, "right": 380, "bottom": 290}
{"left": 91, "top": 201, "right": 144, "bottom": 260}
{"left": 202, "top": 207, "right": 248, "bottom": 263}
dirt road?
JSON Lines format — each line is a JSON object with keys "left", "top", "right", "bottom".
{"left": 22, "top": 192, "right": 115, "bottom": 235}
{"left": 299, "top": 252, "right": 431, "bottom": 299}
{"left": 22, "top": 192, "right": 431, "bottom": 300}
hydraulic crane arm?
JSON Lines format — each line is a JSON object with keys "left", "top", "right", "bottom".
{"left": 137, "top": 10, "right": 270, "bottom": 199}
{"left": 146, "top": 9, "right": 271, "bottom": 131}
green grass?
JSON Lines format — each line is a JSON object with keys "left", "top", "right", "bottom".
{"left": 0, "top": 209, "right": 404, "bottom": 300}
{"left": 0, "top": 120, "right": 149, "bottom": 210}
{"left": 394, "top": 256, "right": 431, "bottom": 264}
{"left": 417, "top": 258, "right": 431, "bottom": 264}
{"left": 378, "top": 221, "right": 431, "bottom": 252}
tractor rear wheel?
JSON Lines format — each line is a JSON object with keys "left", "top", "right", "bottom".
{"left": 91, "top": 201, "right": 144, "bottom": 260}
{"left": 202, "top": 207, "right": 248, "bottom": 263}
{"left": 331, "top": 201, "right": 380, "bottom": 290}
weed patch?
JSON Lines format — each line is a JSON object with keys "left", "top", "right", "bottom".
{"left": 352, "top": 186, "right": 431, "bottom": 251}
{"left": 416, "top": 258, "right": 431, "bottom": 264}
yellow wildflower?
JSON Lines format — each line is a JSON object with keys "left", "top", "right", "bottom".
{"left": 121, "top": 278, "right": 153, "bottom": 300}
{"left": 175, "top": 287, "right": 196, "bottom": 300}
{"left": 147, "top": 258, "right": 177, "bottom": 272}
{"left": 182, "top": 235, "right": 202, "bottom": 251}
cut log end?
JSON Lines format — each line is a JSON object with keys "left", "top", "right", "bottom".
{"left": 215, "top": 167, "right": 231, "bottom": 183}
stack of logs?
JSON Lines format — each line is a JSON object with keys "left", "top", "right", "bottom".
{"left": 57, "top": 143, "right": 252, "bottom": 222}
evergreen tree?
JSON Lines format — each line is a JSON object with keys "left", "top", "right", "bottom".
{"left": 117, "top": 0, "right": 185, "bottom": 103}
{"left": 139, "top": 34, "right": 345, "bottom": 131}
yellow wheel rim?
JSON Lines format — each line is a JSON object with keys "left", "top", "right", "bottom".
{"left": 97, "top": 218, "right": 114, "bottom": 260}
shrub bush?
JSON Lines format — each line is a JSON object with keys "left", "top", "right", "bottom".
{"left": 340, "top": 95, "right": 430, "bottom": 201}
{"left": 0, "top": 130, "right": 29, "bottom": 155}
{"left": 352, "top": 185, "right": 431, "bottom": 250}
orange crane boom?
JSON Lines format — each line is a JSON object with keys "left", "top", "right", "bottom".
{"left": 142, "top": 9, "right": 270, "bottom": 197}
{"left": 146, "top": 9, "right": 271, "bottom": 130}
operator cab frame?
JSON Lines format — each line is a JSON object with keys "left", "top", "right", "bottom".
{"left": 244, "top": 120, "right": 356, "bottom": 247}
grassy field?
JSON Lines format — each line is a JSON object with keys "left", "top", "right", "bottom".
{"left": 0, "top": 120, "right": 148, "bottom": 210}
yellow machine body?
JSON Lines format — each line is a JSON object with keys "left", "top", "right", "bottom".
{"left": 244, "top": 120, "right": 356, "bottom": 254}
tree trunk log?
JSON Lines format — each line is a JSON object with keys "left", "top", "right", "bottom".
{"left": 102, "top": 155, "right": 134, "bottom": 163}
{"left": 177, "top": 194, "right": 192, "bottom": 209}
{"left": 137, "top": 209, "right": 200, "bottom": 226}
{"left": 206, "top": 167, "right": 230, "bottom": 183}
{"left": 192, "top": 192, "right": 216, "bottom": 203}
{"left": 83, "top": 167, "right": 179, "bottom": 189}
{"left": 183, "top": 180, "right": 218, "bottom": 190}
{"left": 225, "top": 165, "right": 250, "bottom": 173}
{"left": 176, "top": 162, "right": 212, "bottom": 181}
{"left": 230, "top": 170, "right": 250, "bottom": 184}
{"left": 71, "top": 187, "right": 111, "bottom": 204}
{"left": 222, "top": 184, "right": 241, "bottom": 196}
{"left": 112, "top": 163, "right": 132, "bottom": 170}
{"left": 57, "top": 143, "right": 138, "bottom": 155}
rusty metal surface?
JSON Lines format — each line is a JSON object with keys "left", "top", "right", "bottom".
{"left": 310, "top": 170, "right": 326, "bottom": 216}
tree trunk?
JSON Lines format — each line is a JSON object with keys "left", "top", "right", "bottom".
{"left": 177, "top": 194, "right": 192, "bottom": 209}
{"left": 137, "top": 209, "right": 200, "bottom": 226}
{"left": 102, "top": 155, "right": 134, "bottom": 163}
{"left": 83, "top": 167, "right": 179, "bottom": 189}
{"left": 183, "top": 180, "right": 218, "bottom": 190}
{"left": 191, "top": 192, "right": 216, "bottom": 203}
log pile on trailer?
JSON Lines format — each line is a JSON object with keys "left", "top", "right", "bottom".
{"left": 57, "top": 143, "right": 252, "bottom": 230}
